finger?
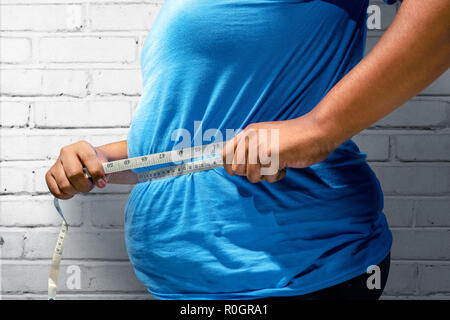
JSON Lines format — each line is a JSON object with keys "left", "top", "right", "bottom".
{"left": 222, "top": 137, "right": 237, "bottom": 176}
{"left": 46, "top": 168, "right": 73, "bottom": 200}
{"left": 246, "top": 133, "right": 262, "bottom": 183}
{"left": 52, "top": 160, "right": 78, "bottom": 197}
{"left": 232, "top": 135, "right": 248, "bottom": 176}
{"left": 60, "top": 150, "right": 93, "bottom": 193}
{"left": 246, "top": 162, "right": 262, "bottom": 183}
{"left": 82, "top": 148, "right": 107, "bottom": 188}
{"left": 45, "top": 169, "right": 62, "bottom": 199}
{"left": 265, "top": 168, "right": 287, "bottom": 183}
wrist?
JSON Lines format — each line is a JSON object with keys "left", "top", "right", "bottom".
{"left": 94, "top": 146, "right": 112, "bottom": 162}
{"left": 95, "top": 140, "right": 128, "bottom": 162}
{"left": 279, "top": 113, "right": 337, "bottom": 168}
{"left": 304, "top": 107, "right": 345, "bottom": 155}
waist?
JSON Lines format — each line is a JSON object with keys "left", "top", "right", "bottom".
{"left": 123, "top": 160, "right": 390, "bottom": 297}
{"left": 125, "top": 153, "right": 383, "bottom": 232}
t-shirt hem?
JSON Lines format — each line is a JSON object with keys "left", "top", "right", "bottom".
{"left": 147, "top": 244, "right": 392, "bottom": 300}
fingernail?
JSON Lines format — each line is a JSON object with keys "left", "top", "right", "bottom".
{"left": 97, "top": 178, "right": 106, "bottom": 188}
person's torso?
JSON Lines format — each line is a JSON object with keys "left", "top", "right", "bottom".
{"left": 125, "top": 0, "right": 392, "bottom": 299}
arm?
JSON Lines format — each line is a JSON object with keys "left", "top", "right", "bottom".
{"left": 223, "top": 0, "right": 450, "bottom": 182}
{"left": 96, "top": 140, "right": 128, "bottom": 161}
{"left": 312, "top": 0, "right": 450, "bottom": 153}
{"left": 95, "top": 140, "right": 138, "bottom": 185}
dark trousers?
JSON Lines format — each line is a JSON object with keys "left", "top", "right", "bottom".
{"left": 257, "top": 253, "right": 391, "bottom": 301}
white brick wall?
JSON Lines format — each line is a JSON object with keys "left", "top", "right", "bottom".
{"left": 90, "top": 69, "right": 143, "bottom": 95}
{"left": 1, "top": 69, "right": 89, "bottom": 97}
{"left": 90, "top": 4, "right": 160, "bottom": 31}
{"left": 0, "top": 0, "right": 449, "bottom": 300}
{"left": 0, "top": 4, "right": 84, "bottom": 31}
{"left": 0, "top": 38, "right": 31, "bottom": 63}
{"left": 39, "top": 37, "right": 137, "bottom": 63}
{"left": 0, "top": 0, "right": 161, "bottom": 300}
{"left": 33, "top": 101, "right": 132, "bottom": 127}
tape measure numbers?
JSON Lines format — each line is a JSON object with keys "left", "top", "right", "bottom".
{"left": 83, "top": 141, "right": 224, "bottom": 179}
{"left": 48, "top": 198, "right": 68, "bottom": 300}
{"left": 48, "top": 142, "right": 224, "bottom": 300}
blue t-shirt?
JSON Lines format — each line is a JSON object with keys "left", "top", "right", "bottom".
{"left": 126, "top": 0, "right": 393, "bottom": 299}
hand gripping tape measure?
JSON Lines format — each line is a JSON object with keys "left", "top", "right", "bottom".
{"left": 48, "top": 142, "right": 224, "bottom": 300}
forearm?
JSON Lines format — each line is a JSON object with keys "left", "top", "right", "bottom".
{"left": 95, "top": 140, "right": 128, "bottom": 161}
{"left": 94, "top": 140, "right": 137, "bottom": 184}
{"left": 304, "top": 0, "right": 450, "bottom": 152}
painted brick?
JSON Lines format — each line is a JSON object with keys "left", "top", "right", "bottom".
{"left": 418, "top": 263, "right": 450, "bottom": 295}
{"left": 0, "top": 128, "right": 129, "bottom": 160}
{"left": 0, "top": 101, "right": 29, "bottom": 127}
{"left": 395, "top": 134, "right": 450, "bottom": 161}
{"left": 374, "top": 99, "right": 449, "bottom": 128}
{"left": 353, "top": 133, "right": 390, "bottom": 161}
{"left": 90, "top": 69, "right": 142, "bottom": 95}
{"left": 0, "top": 130, "right": 81, "bottom": 160}
{"left": 0, "top": 231, "right": 24, "bottom": 258}
{"left": 0, "top": 196, "right": 83, "bottom": 227}
{"left": 90, "top": 4, "right": 161, "bottom": 31}
{"left": 39, "top": 37, "right": 137, "bottom": 63}
{"left": 24, "top": 230, "right": 128, "bottom": 260}
{"left": 0, "top": 69, "right": 88, "bottom": 97}
{"left": 421, "top": 70, "right": 450, "bottom": 96}
{"left": 382, "top": 262, "right": 417, "bottom": 296}
{"left": 87, "top": 195, "right": 128, "bottom": 228}
{"left": 383, "top": 197, "right": 415, "bottom": 227}
{"left": 33, "top": 100, "right": 132, "bottom": 128}
{"left": 391, "top": 229, "right": 450, "bottom": 260}
{"left": 0, "top": 161, "right": 133, "bottom": 194}
{"left": 0, "top": 38, "right": 31, "bottom": 63}
{"left": 371, "top": 164, "right": 450, "bottom": 195}
{"left": 0, "top": 5, "right": 83, "bottom": 31}
{"left": 416, "top": 198, "right": 450, "bottom": 227}
{"left": 1, "top": 262, "right": 146, "bottom": 293}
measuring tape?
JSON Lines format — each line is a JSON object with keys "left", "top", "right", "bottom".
{"left": 48, "top": 142, "right": 224, "bottom": 300}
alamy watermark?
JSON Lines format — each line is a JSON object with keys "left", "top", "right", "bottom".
{"left": 366, "top": 265, "right": 382, "bottom": 290}
{"left": 367, "top": 5, "right": 384, "bottom": 30}
{"left": 66, "top": 265, "right": 81, "bottom": 290}
{"left": 170, "top": 121, "right": 280, "bottom": 176}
